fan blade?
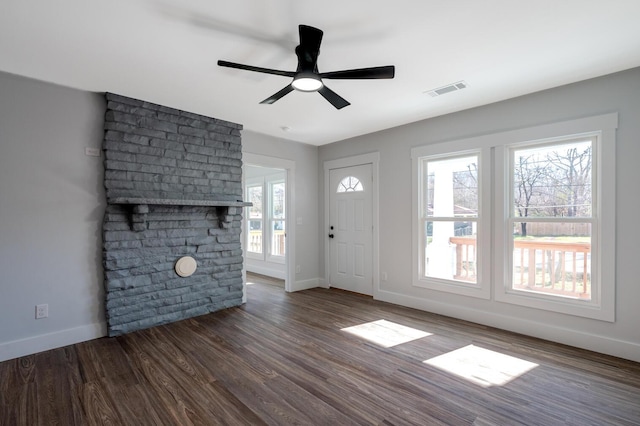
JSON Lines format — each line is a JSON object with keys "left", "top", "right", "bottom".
{"left": 218, "top": 60, "right": 295, "bottom": 78}
{"left": 260, "top": 85, "right": 294, "bottom": 104}
{"left": 318, "top": 85, "right": 350, "bottom": 109}
{"left": 320, "top": 65, "right": 395, "bottom": 80}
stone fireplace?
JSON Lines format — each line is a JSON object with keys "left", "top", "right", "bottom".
{"left": 101, "top": 93, "right": 249, "bottom": 336}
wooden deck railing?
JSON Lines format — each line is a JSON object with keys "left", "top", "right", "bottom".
{"left": 248, "top": 231, "right": 285, "bottom": 256}
{"left": 449, "top": 237, "right": 591, "bottom": 299}
{"left": 450, "top": 237, "right": 477, "bottom": 282}
{"left": 272, "top": 231, "right": 285, "bottom": 256}
{"left": 249, "top": 232, "right": 262, "bottom": 253}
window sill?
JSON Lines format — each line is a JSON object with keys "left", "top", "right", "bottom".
{"left": 495, "top": 288, "right": 614, "bottom": 322}
{"left": 413, "top": 277, "right": 491, "bottom": 300}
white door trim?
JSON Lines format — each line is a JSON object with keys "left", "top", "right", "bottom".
{"left": 243, "top": 152, "right": 296, "bottom": 296}
{"left": 324, "top": 152, "right": 380, "bottom": 298}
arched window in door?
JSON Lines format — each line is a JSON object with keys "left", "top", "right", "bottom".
{"left": 337, "top": 176, "right": 364, "bottom": 193}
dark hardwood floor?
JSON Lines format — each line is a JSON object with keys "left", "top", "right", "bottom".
{"left": 246, "top": 272, "right": 285, "bottom": 288}
{"left": 2, "top": 277, "right": 640, "bottom": 425}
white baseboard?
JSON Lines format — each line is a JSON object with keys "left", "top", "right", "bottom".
{"left": 290, "top": 277, "right": 323, "bottom": 292}
{"left": 8, "top": 292, "right": 635, "bottom": 365}
{"left": 317, "top": 278, "right": 330, "bottom": 289}
{"left": 376, "top": 289, "right": 640, "bottom": 363}
{"left": 246, "top": 265, "right": 286, "bottom": 280}
{"left": 0, "top": 322, "right": 107, "bottom": 362}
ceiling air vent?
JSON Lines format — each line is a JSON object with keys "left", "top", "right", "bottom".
{"left": 425, "top": 81, "right": 468, "bottom": 97}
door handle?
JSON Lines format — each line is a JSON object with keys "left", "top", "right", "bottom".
{"left": 328, "top": 233, "right": 334, "bottom": 238}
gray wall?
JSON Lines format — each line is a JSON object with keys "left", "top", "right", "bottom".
{"left": 0, "top": 72, "right": 106, "bottom": 361}
{"left": 0, "top": 71, "right": 321, "bottom": 361}
{"left": 318, "top": 67, "right": 640, "bottom": 361}
{"left": 2, "top": 65, "right": 638, "bottom": 362}
{"left": 242, "top": 131, "right": 321, "bottom": 287}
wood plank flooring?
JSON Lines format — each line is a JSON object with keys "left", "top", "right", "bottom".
{"left": 2, "top": 277, "right": 640, "bottom": 425}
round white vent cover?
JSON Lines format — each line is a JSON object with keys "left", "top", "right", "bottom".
{"left": 175, "top": 256, "right": 197, "bottom": 277}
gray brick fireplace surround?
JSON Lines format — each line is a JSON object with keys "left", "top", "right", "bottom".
{"left": 102, "top": 93, "right": 250, "bottom": 336}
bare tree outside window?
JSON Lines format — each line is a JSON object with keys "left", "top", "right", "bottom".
{"left": 511, "top": 139, "right": 593, "bottom": 300}
{"left": 513, "top": 153, "right": 548, "bottom": 236}
{"left": 513, "top": 141, "right": 591, "bottom": 231}
{"left": 545, "top": 145, "right": 592, "bottom": 218}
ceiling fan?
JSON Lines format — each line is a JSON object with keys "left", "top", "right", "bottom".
{"left": 218, "top": 24, "right": 395, "bottom": 109}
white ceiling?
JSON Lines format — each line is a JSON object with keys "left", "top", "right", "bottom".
{"left": 2, "top": 1, "right": 640, "bottom": 146}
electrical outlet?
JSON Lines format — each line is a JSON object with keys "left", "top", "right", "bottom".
{"left": 381, "top": 272, "right": 388, "bottom": 281}
{"left": 35, "top": 304, "right": 48, "bottom": 319}
{"left": 296, "top": 265, "right": 301, "bottom": 274}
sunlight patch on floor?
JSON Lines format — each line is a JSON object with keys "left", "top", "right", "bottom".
{"left": 341, "top": 319, "right": 432, "bottom": 348}
{"left": 424, "top": 344, "right": 538, "bottom": 387}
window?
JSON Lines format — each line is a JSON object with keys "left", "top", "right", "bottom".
{"left": 413, "top": 148, "right": 491, "bottom": 299}
{"left": 508, "top": 138, "right": 594, "bottom": 301}
{"left": 412, "top": 113, "right": 616, "bottom": 320}
{"left": 337, "top": 176, "right": 364, "bottom": 192}
{"left": 421, "top": 155, "right": 479, "bottom": 282}
{"left": 246, "top": 185, "right": 263, "bottom": 255}
{"left": 269, "top": 181, "right": 286, "bottom": 258}
{"left": 245, "top": 174, "right": 286, "bottom": 263}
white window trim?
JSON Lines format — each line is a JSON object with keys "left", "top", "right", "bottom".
{"left": 411, "top": 113, "right": 617, "bottom": 321}
{"left": 494, "top": 116, "right": 616, "bottom": 322}
{"left": 411, "top": 146, "right": 492, "bottom": 300}
{"left": 245, "top": 175, "right": 287, "bottom": 264}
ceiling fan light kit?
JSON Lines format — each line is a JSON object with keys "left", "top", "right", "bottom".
{"left": 292, "top": 73, "right": 323, "bottom": 92}
{"left": 218, "top": 24, "right": 395, "bottom": 109}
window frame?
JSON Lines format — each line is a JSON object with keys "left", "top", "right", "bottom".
{"left": 412, "top": 145, "right": 492, "bottom": 300}
{"left": 245, "top": 175, "right": 287, "bottom": 264}
{"left": 412, "top": 113, "right": 617, "bottom": 321}
{"left": 495, "top": 125, "right": 615, "bottom": 321}
{"left": 337, "top": 176, "right": 364, "bottom": 192}
{"left": 505, "top": 136, "right": 596, "bottom": 301}
{"left": 245, "top": 181, "right": 264, "bottom": 260}
{"left": 267, "top": 179, "right": 286, "bottom": 264}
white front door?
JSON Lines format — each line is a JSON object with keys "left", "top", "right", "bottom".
{"left": 329, "top": 164, "right": 373, "bottom": 295}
